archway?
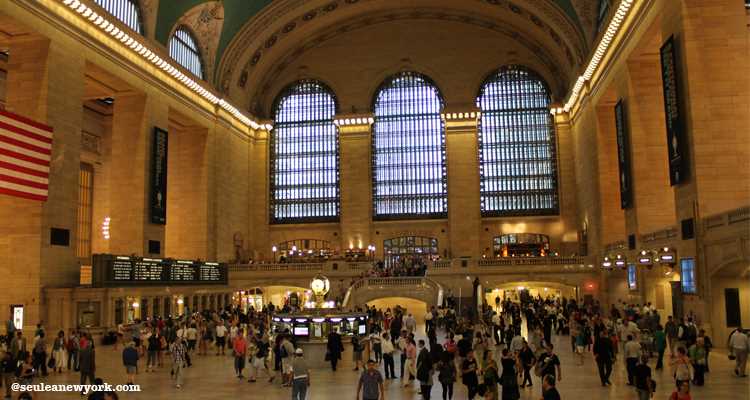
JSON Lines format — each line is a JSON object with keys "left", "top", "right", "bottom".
{"left": 483, "top": 280, "right": 579, "bottom": 312}
{"left": 367, "top": 297, "right": 429, "bottom": 334}
{"left": 709, "top": 260, "right": 750, "bottom": 346}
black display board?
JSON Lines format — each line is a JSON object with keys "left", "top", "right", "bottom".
{"left": 92, "top": 254, "right": 228, "bottom": 287}
{"left": 150, "top": 127, "right": 168, "bottom": 224}
{"left": 659, "top": 35, "right": 689, "bottom": 185}
{"left": 614, "top": 99, "right": 632, "bottom": 209}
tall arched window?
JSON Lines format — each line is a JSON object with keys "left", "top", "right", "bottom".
{"left": 270, "top": 80, "right": 339, "bottom": 223}
{"left": 372, "top": 71, "right": 447, "bottom": 220}
{"left": 94, "top": 0, "right": 143, "bottom": 34}
{"left": 477, "top": 66, "right": 559, "bottom": 216}
{"left": 168, "top": 26, "right": 203, "bottom": 79}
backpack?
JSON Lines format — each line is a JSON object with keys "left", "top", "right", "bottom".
{"left": 280, "top": 344, "right": 288, "bottom": 359}
{"left": 256, "top": 342, "right": 269, "bottom": 358}
{"left": 444, "top": 340, "right": 457, "bottom": 354}
{"left": 33, "top": 340, "right": 45, "bottom": 354}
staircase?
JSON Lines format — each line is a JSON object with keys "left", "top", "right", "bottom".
{"left": 342, "top": 277, "right": 444, "bottom": 309}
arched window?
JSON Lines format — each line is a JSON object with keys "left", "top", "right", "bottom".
{"left": 476, "top": 66, "right": 559, "bottom": 216}
{"left": 94, "top": 0, "right": 143, "bottom": 34}
{"left": 270, "top": 80, "right": 339, "bottom": 223}
{"left": 168, "top": 26, "right": 203, "bottom": 79}
{"left": 372, "top": 71, "right": 447, "bottom": 220}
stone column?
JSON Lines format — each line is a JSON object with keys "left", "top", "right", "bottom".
{"left": 108, "top": 91, "right": 168, "bottom": 256}
{"left": 1, "top": 34, "right": 84, "bottom": 329}
{"left": 444, "top": 111, "right": 481, "bottom": 258}
{"left": 338, "top": 115, "right": 373, "bottom": 254}
{"left": 553, "top": 112, "right": 580, "bottom": 255}
{"left": 249, "top": 128, "right": 270, "bottom": 260}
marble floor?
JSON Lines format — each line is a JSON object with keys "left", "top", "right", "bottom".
{"left": 13, "top": 330, "right": 750, "bottom": 399}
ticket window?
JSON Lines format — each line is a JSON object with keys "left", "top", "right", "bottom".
{"left": 310, "top": 318, "right": 327, "bottom": 340}
{"left": 329, "top": 318, "right": 345, "bottom": 335}
{"left": 272, "top": 317, "right": 293, "bottom": 334}
{"left": 293, "top": 318, "right": 310, "bottom": 339}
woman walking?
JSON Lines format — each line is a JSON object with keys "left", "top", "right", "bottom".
{"left": 437, "top": 351, "right": 456, "bottom": 400}
{"left": 499, "top": 348, "right": 520, "bottom": 400}
{"left": 52, "top": 331, "right": 67, "bottom": 373}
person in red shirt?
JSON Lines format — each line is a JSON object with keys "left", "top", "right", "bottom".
{"left": 233, "top": 331, "right": 247, "bottom": 378}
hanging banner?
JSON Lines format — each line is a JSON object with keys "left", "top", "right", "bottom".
{"left": 150, "top": 127, "right": 168, "bottom": 224}
{"left": 659, "top": 35, "right": 689, "bottom": 185}
{"left": 614, "top": 99, "right": 632, "bottom": 209}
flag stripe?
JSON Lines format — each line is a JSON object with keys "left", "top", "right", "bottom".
{"left": 0, "top": 186, "right": 47, "bottom": 201}
{"left": 0, "top": 160, "right": 49, "bottom": 178}
{"left": 0, "top": 148, "right": 50, "bottom": 166}
{"left": 0, "top": 168, "right": 49, "bottom": 184}
{"left": 0, "top": 180, "right": 48, "bottom": 196}
{"left": 0, "top": 111, "right": 52, "bottom": 202}
{"left": 0, "top": 119, "right": 53, "bottom": 145}
{"left": 0, "top": 110, "right": 53, "bottom": 134}
{"left": 0, "top": 174, "right": 48, "bottom": 190}
{"left": 0, "top": 134, "right": 52, "bottom": 155}
{"left": 0, "top": 155, "right": 49, "bottom": 173}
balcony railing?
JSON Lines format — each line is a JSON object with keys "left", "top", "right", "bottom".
{"left": 477, "top": 256, "right": 585, "bottom": 267}
{"left": 342, "top": 277, "right": 444, "bottom": 308}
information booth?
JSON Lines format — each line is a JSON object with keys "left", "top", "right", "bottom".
{"left": 271, "top": 311, "right": 368, "bottom": 367}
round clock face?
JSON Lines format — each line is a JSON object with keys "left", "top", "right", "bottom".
{"left": 311, "top": 279, "right": 326, "bottom": 293}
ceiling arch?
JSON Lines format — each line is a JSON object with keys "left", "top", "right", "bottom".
{"left": 215, "top": 0, "right": 587, "bottom": 115}
{"left": 154, "top": 0, "right": 585, "bottom": 76}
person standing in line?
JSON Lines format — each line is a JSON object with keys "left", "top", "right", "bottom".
{"left": 461, "top": 350, "right": 479, "bottom": 400}
{"left": 170, "top": 337, "right": 187, "bottom": 389}
{"left": 623, "top": 334, "right": 641, "bottom": 386}
{"left": 416, "top": 340, "right": 434, "bottom": 400}
{"left": 518, "top": 341, "right": 535, "bottom": 388}
{"left": 728, "top": 326, "right": 748, "bottom": 377}
{"left": 291, "top": 348, "right": 310, "bottom": 400}
{"left": 215, "top": 321, "right": 227, "bottom": 356}
{"left": 326, "top": 328, "right": 343, "bottom": 372}
{"left": 233, "top": 330, "right": 247, "bottom": 378}
{"left": 78, "top": 338, "right": 96, "bottom": 395}
{"left": 122, "top": 341, "right": 139, "bottom": 385}
{"left": 437, "top": 351, "right": 456, "bottom": 400}
{"left": 633, "top": 355, "right": 653, "bottom": 400}
{"left": 541, "top": 374, "right": 561, "bottom": 400}
{"left": 381, "top": 332, "right": 395, "bottom": 379}
{"left": 356, "top": 359, "right": 384, "bottom": 400}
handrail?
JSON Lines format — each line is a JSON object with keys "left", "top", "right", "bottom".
{"left": 478, "top": 256, "right": 584, "bottom": 267}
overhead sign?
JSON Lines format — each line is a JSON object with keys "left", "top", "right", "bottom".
{"left": 150, "top": 127, "right": 168, "bottom": 224}
{"left": 92, "top": 254, "right": 228, "bottom": 287}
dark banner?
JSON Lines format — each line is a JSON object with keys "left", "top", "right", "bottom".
{"left": 660, "top": 35, "right": 689, "bottom": 185}
{"left": 614, "top": 99, "right": 632, "bottom": 209}
{"left": 150, "top": 127, "right": 168, "bottom": 224}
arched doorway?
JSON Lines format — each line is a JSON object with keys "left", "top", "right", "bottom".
{"left": 709, "top": 261, "right": 750, "bottom": 345}
{"left": 367, "top": 297, "right": 429, "bottom": 333}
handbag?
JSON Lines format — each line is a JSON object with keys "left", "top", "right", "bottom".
{"left": 728, "top": 348, "right": 737, "bottom": 361}
{"left": 47, "top": 357, "right": 56, "bottom": 369}
{"left": 324, "top": 350, "right": 331, "bottom": 361}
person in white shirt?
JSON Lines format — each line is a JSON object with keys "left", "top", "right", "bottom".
{"left": 405, "top": 314, "right": 416, "bottom": 335}
{"left": 729, "top": 327, "right": 749, "bottom": 377}
{"left": 215, "top": 323, "right": 228, "bottom": 355}
{"left": 510, "top": 333, "right": 525, "bottom": 354}
{"left": 381, "top": 332, "right": 395, "bottom": 379}
{"left": 623, "top": 335, "right": 642, "bottom": 385}
{"left": 185, "top": 324, "right": 198, "bottom": 353}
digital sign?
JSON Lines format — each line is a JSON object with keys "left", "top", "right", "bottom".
{"left": 92, "top": 254, "right": 228, "bottom": 287}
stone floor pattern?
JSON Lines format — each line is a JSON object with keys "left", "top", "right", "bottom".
{"left": 16, "top": 332, "right": 750, "bottom": 399}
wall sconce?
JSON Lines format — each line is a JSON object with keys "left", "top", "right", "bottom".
{"left": 614, "top": 254, "right": 627, "bottom": 270}
{"left": 658, "top": 247, "right": 676, "bottom": 265}
{"left": 601, "top": 255, "right": 613, "bottom": 269}
{"left": 102, "top": 217, "right": 111, "bottom": 240}
{"left": 638, "top": 250, "right": 655, "bottom": 269}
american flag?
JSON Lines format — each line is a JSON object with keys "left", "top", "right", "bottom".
{"left": 0, "top": 109, "right": 53, "bottom": 201}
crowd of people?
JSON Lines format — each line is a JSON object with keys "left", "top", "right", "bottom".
{"left": 362, "top": 258, "right": 429, "bottom": 278}
{"left": 1, "top": 293, "right": 748, "bottom": 400}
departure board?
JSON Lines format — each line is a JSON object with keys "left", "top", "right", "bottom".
{"left": 91, "top": 255, "right": 228, "bottom": 287}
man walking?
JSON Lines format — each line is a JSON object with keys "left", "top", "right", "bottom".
{"left": 623, "top": 334, "right": 641, "bottom": 386}
{"left": 291, "top": 348, "right": 310, "bottom": 400}
{"left": 356, "top": 359, "right": 384, "bottom": 400}
{"left": 381, "top": 332, "right": 395, "bottom": 379}
{"left": 593, "top": 329, "right": 614, "bottom": 386}
{"left": 416, "top": 340, "right": 434, "bottom": 400}
{"left": 729, "top": 326, "right": 749, "bottom": 377}
{"left": 170, "top": 337, "right": 187, "bottom": 388}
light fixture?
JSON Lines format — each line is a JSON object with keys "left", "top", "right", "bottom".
{"left": 601, "top": 256, "right": 613, "bottom": 269}
{"left": 614, "top": 254, "right": 627, "bottom": 269}
{"left": 176, "top": 298, "right": 184, "bottom": 305}
{"left": 102, "top": 217, "right": 111, "bottom": 240}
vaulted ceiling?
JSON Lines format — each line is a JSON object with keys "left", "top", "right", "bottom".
{"left": 150, "top": 0, "right": 597, "bottom": 115}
